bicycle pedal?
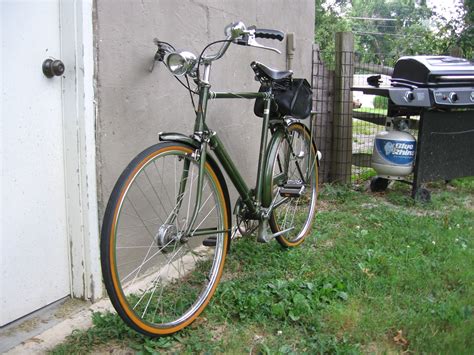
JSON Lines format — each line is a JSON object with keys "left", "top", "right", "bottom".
{"left": 279, "top": 183, "right": 305, "bottom": 198}
{"left": 202, "top": 236, "right": 216, "bottom": 247}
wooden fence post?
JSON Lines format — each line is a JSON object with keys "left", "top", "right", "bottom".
{"left": 331, "top": 32, "right": 354, "bottom": 183}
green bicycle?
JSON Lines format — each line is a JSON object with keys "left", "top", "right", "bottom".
{"left": 100, "top": 21, "right": 319, "bottom": 336}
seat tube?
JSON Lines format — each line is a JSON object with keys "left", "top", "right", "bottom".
{"left": 255, "top": 91, "right": 272, "bottom": 204}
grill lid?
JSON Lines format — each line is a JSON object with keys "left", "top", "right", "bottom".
{"left": 392, "top": 56, "right": 474, "bottom": 87}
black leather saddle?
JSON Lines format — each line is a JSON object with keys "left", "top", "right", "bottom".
{"left": 251, "top": 61, "right": 293, "bottom": 82}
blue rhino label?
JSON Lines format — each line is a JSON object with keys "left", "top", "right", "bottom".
{"left": 375, "top": 139, "right": 416, "bottom": 165}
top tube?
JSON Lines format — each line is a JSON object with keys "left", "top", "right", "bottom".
{"left": 209, "top": 91, "right": 270, "bottom": 100}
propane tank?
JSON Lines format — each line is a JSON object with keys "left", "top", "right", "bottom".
{"left": 371, "top": 118, "right": 416, "bottom": 178}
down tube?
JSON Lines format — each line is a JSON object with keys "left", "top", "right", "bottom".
{"left": 209, "top": 133, "right": 257, "bottom": 215}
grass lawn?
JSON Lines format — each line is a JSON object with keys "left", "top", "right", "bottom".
{"left": 51, "top": 179, "right": 474, "bottom": 354}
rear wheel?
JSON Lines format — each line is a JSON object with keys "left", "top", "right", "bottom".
{"left": 100, "top": 142, "right": 230, "bottom": 336}
{"left": 267, "top": 123, "right": 318, "bottom": 247}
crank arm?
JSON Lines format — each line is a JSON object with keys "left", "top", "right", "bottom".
{"left": 257, "top": 219, "right": 294, "bottom": 243}
{"left": 272, "top": 227, "right": 295, "bottom": 238}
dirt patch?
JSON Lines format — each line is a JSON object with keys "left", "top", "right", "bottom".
{"left": 211, "top": 323, "right": 227, "bottom": 342}
{"left": 362, "top": 341, "right": 399, "bottom": 355}
{"left": 88, "top": 341, "right": 135, "bottom": 355}
{"left": 54, "top": 298, "right": 89, "bottom": 318}
{"left": 319, "top": 238, "right": 335, "bottom": 249}
{"left": 9, "top": 318, "right": 41, "bottom": 335}
{"left": 317, "top": 200, "right": 334, "bottom": 212}
{"left": 463, "top": 196, "right": 474, "bottom": 211}
{"left": 220, "top": 270, "right": 242, "bottom": 282}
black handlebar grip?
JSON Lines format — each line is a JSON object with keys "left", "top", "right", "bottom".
{"left": 254, "top": 29, "right": 285, "bottom": 41}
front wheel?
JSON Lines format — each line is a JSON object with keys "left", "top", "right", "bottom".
{"left": 100, "top": 142, "right": 231, "bottom": 336}
{"left": 265, "top": 122, "right": 319, "bottom": 247}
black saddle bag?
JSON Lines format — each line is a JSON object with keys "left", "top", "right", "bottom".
{"left": 254, "top": 78, "right": 312, "bottom": 119}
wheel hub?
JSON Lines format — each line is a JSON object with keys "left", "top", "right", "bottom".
{"left": 155, "top": 224, "right": 179, "bottom": 249}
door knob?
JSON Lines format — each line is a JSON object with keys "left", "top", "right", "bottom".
{"left": 42, "top": 59, "right": 65, "bottom": 78}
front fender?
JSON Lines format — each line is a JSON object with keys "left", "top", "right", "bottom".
{"left": 159, "top": 132, "right": 200, "bottom": 149}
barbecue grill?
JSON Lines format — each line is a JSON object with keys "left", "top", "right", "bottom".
{"left": 353, "top": 55, "right": 474, "bottom": 201}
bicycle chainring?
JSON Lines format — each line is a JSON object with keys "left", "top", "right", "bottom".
{"left": 234, "top": 197, "right": 258, "bottom": 237}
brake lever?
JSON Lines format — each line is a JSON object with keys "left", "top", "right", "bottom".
{"left": 246, "top": 34, "right": 281, "bottom": 54}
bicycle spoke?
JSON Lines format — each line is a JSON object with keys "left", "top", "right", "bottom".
{"left": 124, "top": 196, "right": 157, "bottom": 243}
{"left": 192, "top": 205, "right": 217, "bottom": 235}
{"left": 134, "top": 176, "right": 164, "bottom": 224}
{"left": 143, "top": 169, "right": 170, "bottom": 220}
{"left": 154, "top": 158, "right": 174, "bottom": 209}
{"left": 163, "top": 173, "right": 199, "bottom": 225}
{"left": 132, "top": 244, "right": 185, "bottom": 311}
{"left": 121, "top": 236, "right": 176, "bottom": 285}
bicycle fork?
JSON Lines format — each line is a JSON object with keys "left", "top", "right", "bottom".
{"left": 183, "top": 140, "right": 209, "bottom": 237}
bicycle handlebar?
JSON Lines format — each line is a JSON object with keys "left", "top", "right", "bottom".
{"left": 202, "top": 22, "right": 285, "bottom": 63}
{"left": 201, "top": 37, "right": 233, "bottom": 62}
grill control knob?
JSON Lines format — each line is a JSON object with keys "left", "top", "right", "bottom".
{"left": 449, "top": 92, "right": 459, "bottom": 102}
{"left": 470, "top": 92, "right": 474, "bottom": 102}
{"left": 405, "top": 91, "right": 415, "bottom": 102}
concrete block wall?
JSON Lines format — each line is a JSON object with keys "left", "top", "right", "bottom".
{"left": 95, "top": 0, "right": 315, "bottom": 216}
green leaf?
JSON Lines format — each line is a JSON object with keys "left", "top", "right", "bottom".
{"left": 289, "top": 310, "right": 300, "bottom": 321}
{"left": 337, "top": 291, "right": 349, "bottom": 301}
{"left": 271, "top": 302, "right": 286, "bottom": 318}
{"left": 144, "top": 345, "right": 156, "bottom": 354}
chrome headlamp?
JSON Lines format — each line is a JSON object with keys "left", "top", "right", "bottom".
{"left": 165, "top": 51, "right": 197, "bottom": 76}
